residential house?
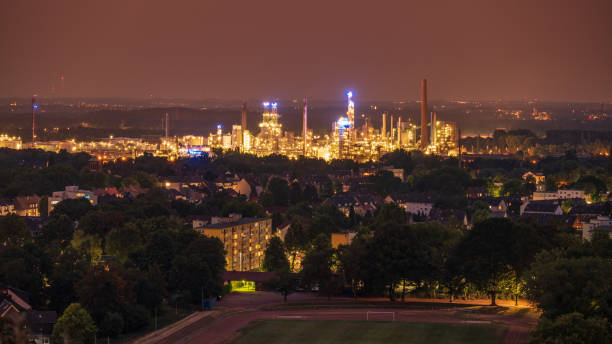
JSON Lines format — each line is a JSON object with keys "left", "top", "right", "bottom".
{"left": 327, "top": 192, "right": 381, "bottom": 217}
{"left": 26, "top": 311, "right": 58, "bottom": 344}
{"left": 466, "top": 186, "right": 487, "bottom": 199}
{"left": 382, "top": 166, "right": 405, "bottom": 182}
{"left": 569, "top": 202, "right": 611, "bottom": 217}
{"left": 0, "top": 199, "right": 14, "bottom": 216}
{"left": 0, "top": 284, "right": 56, "bottom": 344}
{"left": 522, "top": 171, "right": 546, "bottom": 191}
{"left": 428, "top": 208, "right": 468, "bottom": 228}
{"left": 469, "top": 197, "right": 508, "bottom": 217}
{"left": 331, "top": 232, "right": 357, "bottom": 249}
{"left": 385, "top": 194, "right": 435, "bottom": 216}
{"left": 14, "top": 195, "right": 40, "bottom": 217}
{"left": 521, "top": 200, "right": 563, "bottom": 216}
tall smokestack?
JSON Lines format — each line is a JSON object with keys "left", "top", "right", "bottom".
{"left": 420, "top": 79, "right": 429, "bottom": 148}
{"left": 60, "top": 73, "right": 65, "bottom": 98}
{"left": 382, "top": 113, "right": 386, "bottom": 138}
{"left": 31, "top": 96, "right": 36, "bottom": 146}
{"left": 397, "top": 116, "right": 401, "bottom": 146}
{"left": 165, "top": 112, "right": 169, "bottom": 138}
{"left": 390, "top": 115, "right": 394, "bottom": 140}
{"left": 303, "top": 98, "right": 308, "bottom": 156}
{"left": 241, "top": 101, "right": 247, "bottom": 131}
{"left": 431, "top": 111, "right": 437, "bottom": 145}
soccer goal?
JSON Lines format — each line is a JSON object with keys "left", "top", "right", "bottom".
{"left": 366, "top": 311, "right": 396, "bottom": 322}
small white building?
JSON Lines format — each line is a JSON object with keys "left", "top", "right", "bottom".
{"left": 532, "top": 189, "right": 585, "bottom": 201}
{"left": 582, "top": 216, "right": 612, "bottom": 241}
{"left": 385, "top": 194, "right": 434, "bottom": 216}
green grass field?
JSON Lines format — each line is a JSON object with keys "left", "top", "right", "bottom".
{"left": 232, "top": 320, "right": 506, "bottom": 344}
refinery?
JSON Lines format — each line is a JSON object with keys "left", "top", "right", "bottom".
{"left": 0, "top": 80, "right": 459, "bottom": 162}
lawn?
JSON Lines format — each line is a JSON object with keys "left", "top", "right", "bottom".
{"left": 232, "top": 320, "right": 506, "bottom": 344}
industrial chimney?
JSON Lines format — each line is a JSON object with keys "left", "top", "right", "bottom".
{"left": 420, "top": 79, "right": 428, "bottom": 148}
{"left": 303, "top": 98, "right": 308, "bottom": 156}
{"left": 241, "top": 101, "right": 247, "bottom": 131}
{"left": 382, "top": 113, "right": 386, "bottom": 138}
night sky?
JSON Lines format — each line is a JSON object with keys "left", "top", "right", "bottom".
{"left": 1, "top": 0, "right": 611, "bottom": 101}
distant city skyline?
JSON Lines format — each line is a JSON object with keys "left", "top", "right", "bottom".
{"left": 1, "top": 0, "right": 611, "bottom": 102}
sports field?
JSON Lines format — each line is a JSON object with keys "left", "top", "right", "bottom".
{"left": 232, "top": 319, "right": 507, "bottom": 344}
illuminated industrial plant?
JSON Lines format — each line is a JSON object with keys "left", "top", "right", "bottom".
{"left": 0, "top": 81, "right": 458, "bottom": 162}
{"left": 200, "top": 82, "right": 458, "bottom": 161}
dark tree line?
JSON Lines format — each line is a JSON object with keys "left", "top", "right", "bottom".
{"left": 0, "top": 189, "right": 226, "bottom": 339}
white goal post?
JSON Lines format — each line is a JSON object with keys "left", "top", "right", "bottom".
{"left": 366, "top": 311, "right": 396, "bottom": 321}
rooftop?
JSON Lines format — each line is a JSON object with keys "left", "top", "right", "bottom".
{"left": 203, "top": 217, "right": 269, "bottom": 229}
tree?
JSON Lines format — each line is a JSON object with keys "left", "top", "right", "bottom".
{"left": 0, "top": 214, "right": 32, "bottom": 247}
{"left": 284, "top": 221, "right": 309, "bottom": 270}
{"left": 337, "top": 235, "right": 369, "bottom": 299}
{"left": 262, "top": 237, "right": 289, "bottom": 273}
{"left": 71, "top": 230, "right": 102, "bottom": 262}
{"left": 0, "top": 245, "right": 46, "bottom": 308}
{"left": 468, "top": 200, "right": 490, "bottom": 225}
{"left": 38, "top": 214, "right": 74, "bottom": 248}
{"left": 51, "top": 303, "right": 97, "bottom": 344}
{"left": 527, "top": 312, "right": 611, "bottom": 344}
{"left": 50, "top": 198, "right": 94, "bottom": 220}
{"left": 303, "top": 184, "right": 318, "bottom": 202}
{"left": 46, "top": 247, "right": 89, "bottom": 312}
{"left": 372, "top": 203, "right": 407, "bottom": 230}
{"left": 77, "top": 210, "right": 124, "bottom": 239}
{"left": 409, "top": 223, "right": 463, "bottom": 299}
{"left": 170, "top": 236, "right": 225, "bottom": 303}
{"left": 263, "top": 272, "right": 299, "bottom": 302}
{"left": 526, "top": 254, "right": 612, "bottom": 319}
{"left": 368, "top": 222, "right": 407, "bottom": 301}
{"left": 39, "top": 195, "right": 48, "bottom": 218}
{"left": 456, "top": 218, "right": 518, "bottom": 305}
{"left": 77, "top": 265, "right": 128, "bottom": 336}
{"left": 267, "top": 177, "right": 290, "bottom": 206}
{"left": 301, "top": 234, "right": 339, "bottom": 299}
{"left": 132, "top": 230, "right": 176, "bottom": 277}
{"left": 289, "top": 182, "right": 303, "bottom": 204}
{"left": 507, "top": 222, "right": 545, "bottom": 305}
{"left": 501, "top": 179, "right": 526, "bottom": 196}
{"left": 308, "top": 214, "right": 340, "bottom": 239}
{"left": 105, "top": 223, "right": 144, "bottom": 263}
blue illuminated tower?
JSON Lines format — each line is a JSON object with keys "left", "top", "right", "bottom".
{"left": 31, "top": 96, "right": 38, "bottom": 146}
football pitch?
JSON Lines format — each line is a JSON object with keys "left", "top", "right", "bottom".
{"left": 231, "top": 319, "right": 507, "bottom": 344}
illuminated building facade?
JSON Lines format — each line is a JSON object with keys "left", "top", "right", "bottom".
{"left": 200, "top": 216, "right": 273, "bottom": 271}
